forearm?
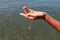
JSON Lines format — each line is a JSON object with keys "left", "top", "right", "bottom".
{"left": 44, "top": 14, "right": 60, "bottom": 32}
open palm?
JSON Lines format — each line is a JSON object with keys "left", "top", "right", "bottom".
{"left": 20, "top": 6, "right": 46, "bottom": 20}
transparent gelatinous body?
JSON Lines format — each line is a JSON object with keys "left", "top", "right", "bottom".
{"left": 26, "top": 20, "right": 33, "bottom": 30}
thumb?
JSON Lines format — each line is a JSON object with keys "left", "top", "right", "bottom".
{"left": 20, "top": 13, "right": 27, "bottom": 17}
{"left": 23, "top": 6, "right": 30, "bottom": 13}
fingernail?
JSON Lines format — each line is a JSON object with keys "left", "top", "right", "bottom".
{"left": 20, "top": 13, "right": 23, "bottom": 15}
{"left": 23, "top": 6, "right": 27, "bottom": 9}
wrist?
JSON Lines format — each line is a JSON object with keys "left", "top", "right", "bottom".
{"left": 43, "top": 13, "right": 49, "bottom": 21}
{"left": 39, "top": 12, "right": 47, "bottom": 20}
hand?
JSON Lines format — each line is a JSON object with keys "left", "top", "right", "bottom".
{"left": 20, "top": 6, "right": 47, "bottom": 20}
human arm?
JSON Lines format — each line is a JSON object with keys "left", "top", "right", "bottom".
{"left": 44, "top": 13, "right": 60, "bottom": 32}
{"left": 20, "top": 6, "right": 60, "bottom": 32}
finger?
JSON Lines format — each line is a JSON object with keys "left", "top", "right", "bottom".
{"left": 28, "top": 17, "right": 34, "bottom": 20}
{"left": 23, "top": 6, "right": 30, "bottom": 13}
{"left": 20, "top": 13, "right": 27, "bottom": 17}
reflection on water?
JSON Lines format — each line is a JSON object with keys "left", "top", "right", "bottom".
{"left": 0, "top": 0, "right": 60, "bottom": 40}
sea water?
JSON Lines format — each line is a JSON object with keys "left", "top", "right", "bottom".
{"left": 0, "top": 0, "right": 60, "bottom": 40}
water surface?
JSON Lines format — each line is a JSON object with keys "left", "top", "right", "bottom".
{"left": 0, "top": 0, "right": 60, "bottom": 40}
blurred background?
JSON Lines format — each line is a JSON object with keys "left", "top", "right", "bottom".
{"left": 0, "top": 0, "right": 60, "bottom": 40}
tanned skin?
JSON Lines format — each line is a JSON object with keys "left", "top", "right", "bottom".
{"left": 20, "top": 6, "right": 60, "bottom": 32}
